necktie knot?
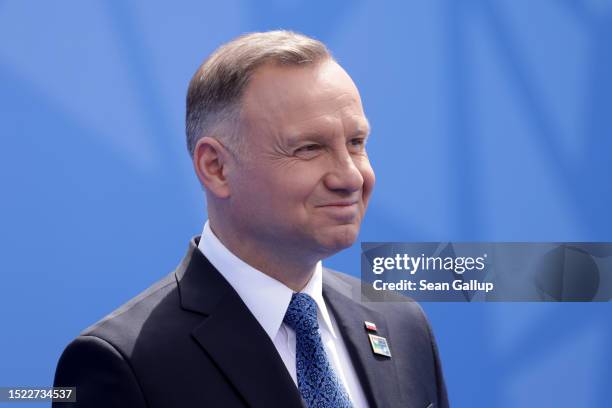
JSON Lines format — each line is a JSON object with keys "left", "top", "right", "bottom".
{"left": 283, "top": 293, "right": 319, "bottom": 333}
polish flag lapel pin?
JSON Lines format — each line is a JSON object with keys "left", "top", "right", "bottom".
{"left": 364, "top": 321, "right": 377, "bottom": 331}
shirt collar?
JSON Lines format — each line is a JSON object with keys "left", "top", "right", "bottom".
{"left": 197, "top": 220, "right": 337, "bottom": 341}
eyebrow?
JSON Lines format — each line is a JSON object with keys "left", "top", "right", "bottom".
{"left": 360, "top": 117, "right": 372, "bottom": 135}
{"left": 286, "top": 117, "right": 372, "bottom": 146}
{"left": 356, "top": 117, "right": 372, "bottom": 137}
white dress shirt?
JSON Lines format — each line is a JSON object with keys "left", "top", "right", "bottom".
{"left": 197, "top": 221, "right": 369, "bottom": 407}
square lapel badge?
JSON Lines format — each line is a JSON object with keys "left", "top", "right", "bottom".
{"left": 368, "top": 333, "right": 392, "bottom": 358}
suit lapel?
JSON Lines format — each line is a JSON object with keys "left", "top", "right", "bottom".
{"left": 176, "top": 241, "right": 304, "bottom": 408}
{"left": 323, "top": 271, "right": 403, "bottom": 408}
{"left": 191, "top": 294, "right": 304, "bottom": 408}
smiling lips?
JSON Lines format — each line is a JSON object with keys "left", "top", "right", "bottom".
{"left": 316, "top": 201, "right": 360, "bottom": 220}
{"left": 317, "top": 200, "right": 359, "bottom": 207}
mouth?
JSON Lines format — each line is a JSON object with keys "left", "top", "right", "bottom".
{"left": 316, "top": 200, "right": 359, "bottom": 208}
{"left": 315, "top": 201, "right": 360, "bottom": 221}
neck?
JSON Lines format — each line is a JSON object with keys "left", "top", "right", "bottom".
{"left": 209, "top": 219, "right": 318, "bottom": 292}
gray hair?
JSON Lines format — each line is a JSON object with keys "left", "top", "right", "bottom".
{"left": 185, "top": 30, "right": 332, "bottom": 157}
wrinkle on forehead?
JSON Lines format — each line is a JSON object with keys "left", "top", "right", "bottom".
{"left": 240, "top": 60, "right": 367, "bottom": 144}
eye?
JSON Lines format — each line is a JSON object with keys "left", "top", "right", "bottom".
{"left": 348, "top": 138, "right": 366, "bottom": 152}
{"left": 294, "top": 143, "right": 323, "bottom": 158}
{"left": 296, "top": 144, "right": 321, "bottom": 152}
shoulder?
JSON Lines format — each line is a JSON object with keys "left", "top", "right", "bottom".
{"left": 73, "top": 258, "right": 207, "bottom": 363}
{"left": 53, "top": 272, "right": 183, "bottom": 407}
{"left": 81, "top": 272, "right": 180, "bottom": 345}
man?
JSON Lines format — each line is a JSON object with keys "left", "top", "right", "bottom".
{"left": 54, "top": 31, "right": 448, "bottom": 408}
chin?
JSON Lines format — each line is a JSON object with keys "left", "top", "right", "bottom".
{"left": 318, "top": 224, "right": 360, "bottom": 254}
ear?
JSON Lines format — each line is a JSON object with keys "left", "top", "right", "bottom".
{"left": 193, "top": 136, "right": 231, "bottom": 198}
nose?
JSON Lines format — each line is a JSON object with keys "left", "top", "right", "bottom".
{"left": 323, "top": 151, "right": 364, "bottom": 194}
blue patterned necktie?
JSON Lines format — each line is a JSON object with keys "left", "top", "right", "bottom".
{"left": 283, "top": 293, "right": 353, "bottom": 408}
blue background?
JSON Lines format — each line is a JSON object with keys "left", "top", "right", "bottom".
{"left": 1, "top": 1, "right": 611, "bottom": 406}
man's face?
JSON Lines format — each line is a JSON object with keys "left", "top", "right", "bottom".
{"left": 226, "top": 59, "right": 375, "bottom": 261}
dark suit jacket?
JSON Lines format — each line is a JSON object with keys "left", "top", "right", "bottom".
{"left": 54, "top": 238, "right": 448, "bottom": 408}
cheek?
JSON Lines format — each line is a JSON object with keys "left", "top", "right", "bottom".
{"left": 265, "top": 168, "right": 317, "bottom": 204}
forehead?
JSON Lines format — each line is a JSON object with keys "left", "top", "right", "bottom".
{"left": 241, "top": 60, "right": 368, "bottom": 137}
